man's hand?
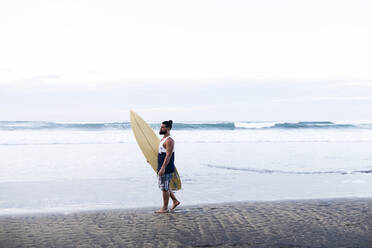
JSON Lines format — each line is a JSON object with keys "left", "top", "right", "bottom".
{"left": 158, "top": 167, "right": 165, "bottom": 176}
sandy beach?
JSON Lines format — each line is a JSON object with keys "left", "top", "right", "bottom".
{"left": 0, "top": 198, "right": 371, "bottom": 248}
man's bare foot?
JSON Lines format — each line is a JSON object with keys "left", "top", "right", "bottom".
{"left": 155, "top": 208, "right": 169, "bottom": 214}
{"left": 171, "top": 200, "right": 180, "bottom": 210}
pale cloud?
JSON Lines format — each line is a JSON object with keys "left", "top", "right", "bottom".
{"left": 274, "top": 96, "right": 372, "bottom": 103}
{"left": 1, "top": 0, "right": 372, "bottom": 84}
{"left": 0, "top": 67, "right": 12, "bottom": 72}
{"left": 31, "top": 75, "right": 61, "bottom": 80}
{"left": 326, "top": 81, "right": 372, "bottom": 88}
{"left": 1, "top": 78, "right": 372, "bottom": 122}
{"left": 133, "top": 104, "right": 223, "bottom": 114}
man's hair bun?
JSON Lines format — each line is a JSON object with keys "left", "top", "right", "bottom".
{"left": 162, "top": 120, "right": 173, "bottom": 129}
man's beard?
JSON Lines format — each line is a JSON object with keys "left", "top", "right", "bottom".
{"left": 159, "top": 130, "right": 166, "bottom": 135}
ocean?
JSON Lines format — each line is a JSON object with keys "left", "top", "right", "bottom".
{"left": 1, "top": 120, "right": 372, "bottom": 215}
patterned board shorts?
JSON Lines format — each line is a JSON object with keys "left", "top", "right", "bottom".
{"left": 158, "top": 173, "right": 173, "bottom": 191}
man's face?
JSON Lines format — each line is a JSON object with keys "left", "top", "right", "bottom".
{"left": 159, "top": 124, "right": 167, "bottom": 135}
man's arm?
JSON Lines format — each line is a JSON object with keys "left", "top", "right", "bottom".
{"left": 158, "top": 138, "right": 174, "bottom": 176}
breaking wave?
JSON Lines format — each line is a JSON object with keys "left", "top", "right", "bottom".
{"left": 0, "top": 121, "right": 371, "bottom": 131}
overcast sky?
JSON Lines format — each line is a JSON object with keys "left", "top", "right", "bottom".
{"left": 1, "top": 0, "right": 371, "bottom": 121}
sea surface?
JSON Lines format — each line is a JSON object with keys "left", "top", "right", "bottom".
{"left": 1, "top": 120, "right": 372, "bottom": 215}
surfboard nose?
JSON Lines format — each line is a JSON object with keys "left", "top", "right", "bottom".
{"left": 130, "top": 110, "right": 136, "bottom": 119}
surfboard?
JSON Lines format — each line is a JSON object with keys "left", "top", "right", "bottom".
{"left": 130, "top": 110, "right": 181, "bottom": 190}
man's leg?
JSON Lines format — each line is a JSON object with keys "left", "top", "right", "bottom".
{"left": 162, "top": 190, "right": 170, "bottom": 209}
{"left": 156, "top": 174, "right": 171, "bottom": 213}
{"left": 169, "top": 191, "right": 180, "bottom": 210}
{"left": 155, "top": 190, "right": 170, "bottom": 213}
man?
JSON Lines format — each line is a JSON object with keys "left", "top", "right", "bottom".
{"left": 155, "top": 120, "right": 180, "bottom": 213}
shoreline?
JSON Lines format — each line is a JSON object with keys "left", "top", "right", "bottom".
{"left": 1, "top": 198, "right": 371, "bottom": 247}
{"left": 2, "top": 196, "right": 371, "bottom": 218}
{"left": 0, "top": 197, "right": 372, "bottom": 218}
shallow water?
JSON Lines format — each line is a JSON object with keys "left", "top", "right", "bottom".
{"left": 1, "top": 123, "right": 372, "bottom": 215}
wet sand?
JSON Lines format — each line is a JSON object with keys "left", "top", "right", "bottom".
{"left": 1, "top": 198, "right": 371, "bottom": 248}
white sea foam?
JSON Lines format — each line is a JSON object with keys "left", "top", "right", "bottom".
{"left": 234, "top": 122, "right": 278, "bottom": 129}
